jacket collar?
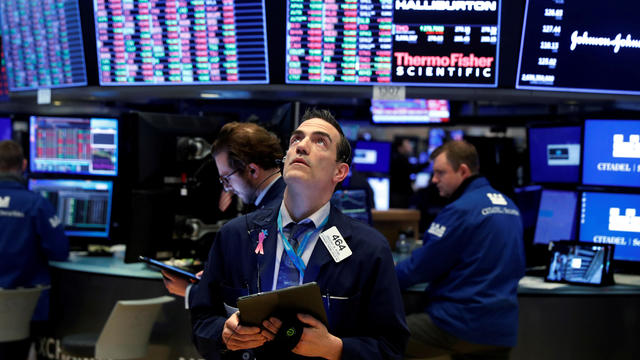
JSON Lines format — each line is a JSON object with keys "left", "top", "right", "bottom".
{"left": 0, "top": 173, "right": 27, "bottom": 188}
{"left": 448, "top": 175, "right": 486, "bottom": 203}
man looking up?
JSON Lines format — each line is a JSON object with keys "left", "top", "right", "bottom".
{"left": 396, "top": 140, "right": 525, "bottom": 360}
{"left": 190, "top": 109, "right": 409, "bottom": 360}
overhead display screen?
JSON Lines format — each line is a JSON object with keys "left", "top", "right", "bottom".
{"left": 94, "top": 0, "right": 269, "bottom": 85}
{"left": 371, "top": 99, "right": 449, "bottom": 124}
{"left": 0, "top": 0, "right": 88, "bottom": 91}
{"left": 516, "top": 0, "right": 640, "bottom": 95}
{"left": 286, "top": 0, "right": 501, "bottom": 87}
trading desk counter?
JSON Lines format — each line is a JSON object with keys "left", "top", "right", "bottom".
{"left": 402, "top": 272, "right": 640, "bottom": 360}
{"left": 42, "top": 255, "right": 200, "bottom": 360}
{"left": 46, "top": 256, "right": 640, "bottom": 360}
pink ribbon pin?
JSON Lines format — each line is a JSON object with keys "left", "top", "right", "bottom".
{"left": 255, "top": 229, "right": 267, "bottom": 255}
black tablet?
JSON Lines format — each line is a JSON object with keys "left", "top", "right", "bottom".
{"left": 138, "top": 256, "right": 200, "bottom": 282}
{"left": 544, "top": 241, "right": 615, "bottom": 286}
{"left": 237, "top": 282, "right": 328, "bottom": 327}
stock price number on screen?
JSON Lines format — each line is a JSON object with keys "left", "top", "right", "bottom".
{"left": 538, "top": 57, "right": 557, "bottom": 67}
{"left": 540, "top": 41, "right": 559, "bottom": 51}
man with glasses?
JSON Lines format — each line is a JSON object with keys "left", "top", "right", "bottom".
{"left": 162, "top": 122, "right": 286, "bottom": 301}
{"left": 190, "top": 109, "right": 408, "bottom": 360}
{"left": 212, "top": 122, "right": 286, "bottom": 211}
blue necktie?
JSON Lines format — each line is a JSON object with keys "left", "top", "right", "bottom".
{"left": 275, "top": 222, "right": 314, "bottom": 289}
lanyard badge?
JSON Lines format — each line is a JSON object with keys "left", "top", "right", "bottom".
{"left": 277, "top": 212, "right": 329, "bottom": 279}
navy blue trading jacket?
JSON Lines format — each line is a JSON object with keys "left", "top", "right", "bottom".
{"left": 190, "top": 205, "right": 409, "bottom": 359}
{"left": 0, "top": 177, "right": 69, "bottom": 320}
{"left": 396, "top": 176, "right": 525, "bottom": 347}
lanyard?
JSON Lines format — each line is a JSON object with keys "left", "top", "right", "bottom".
{"left": 277, "top": 211, "right": 329, "bottom": 279}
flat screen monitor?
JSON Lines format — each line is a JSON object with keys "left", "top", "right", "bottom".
{"left": 353, "top": 141, "right": 391, "bottom": 173}
{"left": 367, "top": 176, "right": 390, "bottom": 211}
{"left": 371, "top": 99, "right": 450, "bottom": 124}
{"left": 0, "top": 0, "right": 87, "bottom": 91}
{"left": 533, "top": 189, "right": 578, "bottom": 245}
{"left": 582, "top": 119, "right": 640, "bottom": 188}
{"left": 331, "top": 188, "right": 372, "bottom": 225}
{"left": 0, "top": 117, "right": 10, "bottom": 140}
{"left": 0, "top": 37, "right": 8, "bottom": 99}
{"left": 516, "top": 0, "right": 640, "bottom": 95}
{"left": 528, "top": 125, "right": 581, "bottom": 183}
{"left": 579, "top": 191, "right": 640, "bottom": 263}
{"left": 94, "top": 0, "right": 269, "bottom": 85}
{"left": 285, "top": 0, "right": 501, "bottom": 87}
{"left": 29, "top": 116, "right": 118, "bottom": 176}
{"left": 29, "top": 179, "right": 113, "bottom": 238}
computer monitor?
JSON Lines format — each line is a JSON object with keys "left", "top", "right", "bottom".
{"left": 582, "top": 119, "right": 640, "bottom": 188}
{"left": 0, "top": 117, "right": 10, "bottom": 140}
{"left": 331, "top": 189, "right": 372, "bottom": 225}
{"left": 353, "top": 141, "right": 391, "bottom": 173}
{"left": 29, "top": 116, "right": 118, "bottom": 176}
{"left": 579, "top": 191, "right": 640, "bottom": 263}
{"left": 533, "top": 190, "right": 578, "bottom": 245}
{"left": 517, "top": 0, "right": 640, "bottom": 95}
{"left": 413, "top": 172, "right": 431, "bottom": 190}
{"left": 285, "top": 0, "right": 501, "bottom": 87}
{"left": 371, "top": 99, "right": 450, "bottom": 124}
{"left": 28, "top": 179, "right": 113, "bottom": 238}
{"left": 528, "top": 125, "right": 581, "bottom": 184}
{"left": 94, "top": 0, "right": 269, "bottom": 85}
{"left": 367, "top": 177, "right": 390, "bottom": 211}
{"left": 0, "top": 0, "right": 87, "bottom": 91}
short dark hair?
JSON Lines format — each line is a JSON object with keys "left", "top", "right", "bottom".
{"left": 211, "top": 122, "right": 284, "bottom": 171}
{"left": 430, "top": 140, "right": 480, "bottom": 174}
{"left": 0, "top": 140, "right": 24, "bottom": 173}
{"left": 300, "top": 108, "right": 352, "bottom": 166}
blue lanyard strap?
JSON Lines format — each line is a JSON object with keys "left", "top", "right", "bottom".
{"left": 277, "top": 211, "right": 329, "bottom": 279}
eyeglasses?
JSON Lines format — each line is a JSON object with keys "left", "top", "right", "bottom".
{"left": 219, "top": 168, "right": 240, "bottom": 186}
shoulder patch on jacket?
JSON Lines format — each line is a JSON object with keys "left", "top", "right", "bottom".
{"left": 486, "top": 193, "right": 507, "bottom": 205}
{"left": 427, "top": 222, "right": 446, "bottom": 238}
{"left": 49, "top": 215, "right": 61, "bottom": 228}
{"left": 0, "top": 196, "right": 10, "bottom": 208}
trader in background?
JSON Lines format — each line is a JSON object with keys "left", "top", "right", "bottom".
{"left": 389, "top": 137, "right": 428, "bottom": 208}
{"left": 190, "top": 109, "right": 409, "bottom": 359}
{"left": 396, "top": 140, "right": 525, "bottom": 360}
{"left": 163, "top": 122, "right": 286, "bottom": 302}
{"left": 0, "top": 140, "right": 69, "bottom": 358}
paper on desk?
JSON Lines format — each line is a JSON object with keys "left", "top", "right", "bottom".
{"left": 519, "top": 276, "right": 568, "bottom": 290}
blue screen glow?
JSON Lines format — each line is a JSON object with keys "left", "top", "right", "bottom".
{"left": 579, "top": 191, "right": 640, "bottom": 262}
{"left": 533, "top": 189, "right": 578, "bottom": 245}
{"left": 528, "top": 126, "right": 581, "bottom": 183}
{"left": 353, "top": 141, "right": 391, "bottom": 173}
{"left": 29, "top": 179, "right": 113, "bottom": 238}
{"left": 582, "top": 119, "right": 640, "bottom": 188}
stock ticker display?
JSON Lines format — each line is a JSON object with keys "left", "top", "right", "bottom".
{"left": 94, "top": 0, "right": 269, "bottom": 85}
{"left": 286, "top": 0, "right": 501, "bottom": 86}
{"left": 0, "top": 0, "right": 87, "bottom": 91}
{"left": 517, "top": 0, "right": 640, "bottom": 95}
{"left": 29, "top": 116, "right": 119, "bottom": 176}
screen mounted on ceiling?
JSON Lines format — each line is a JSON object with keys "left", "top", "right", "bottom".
{"left": 0, "top": 0, "right": 88, "bottom": 91}
{"left": 371, "top": 99, "right": 449, "bottom": 124}
{"left": 94, "top": 0, "right": 269, "bottom": 85}
{"left": 516, "top": 0, "right": 640, "bottom": 95}
{"left": 286, "top": 0, "right": 501, "bottom": 87}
